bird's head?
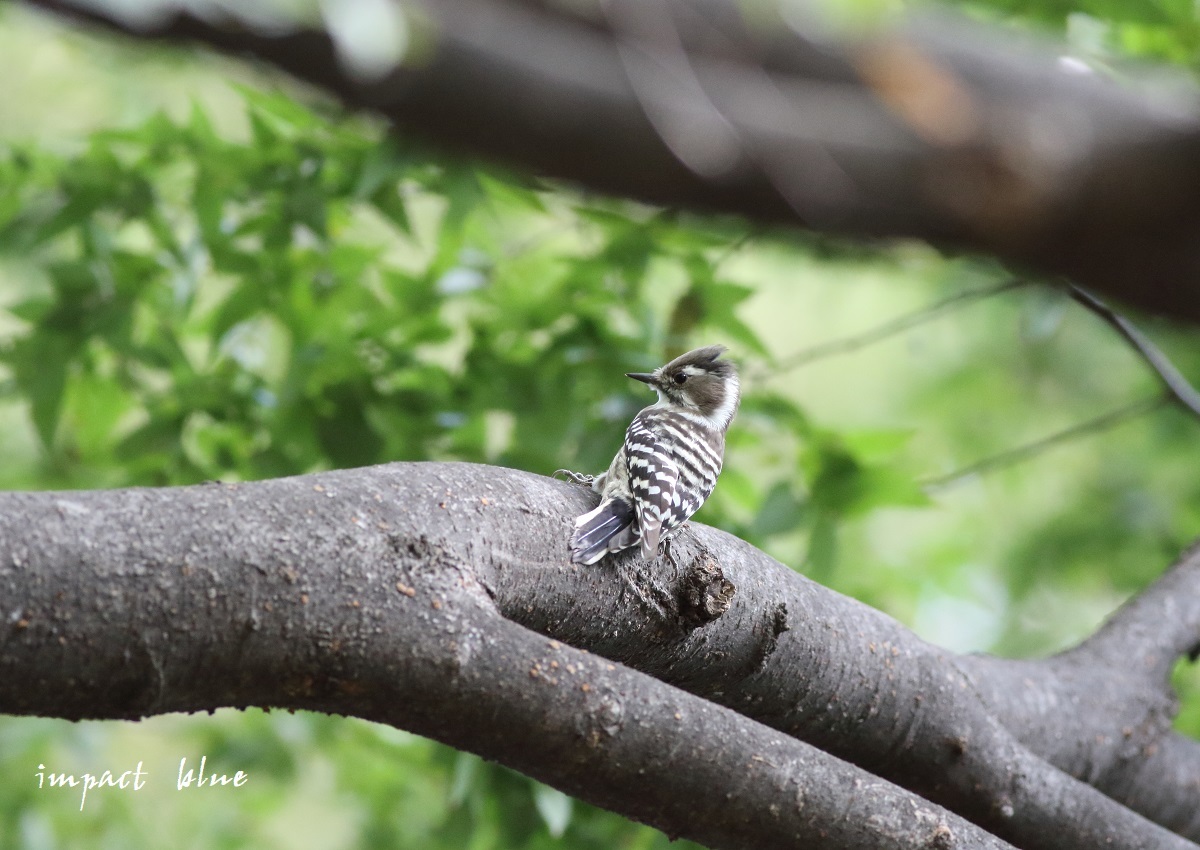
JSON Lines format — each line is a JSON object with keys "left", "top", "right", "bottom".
{"left": 627, "top": 345, "right": 740, "bottom": 431}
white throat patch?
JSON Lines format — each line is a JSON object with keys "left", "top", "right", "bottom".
{"left": 707, "top": 373, "right": 739, "bottom": 431}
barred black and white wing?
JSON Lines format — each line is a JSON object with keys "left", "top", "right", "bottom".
{"left": 569, "top": 493, "right": 636, "bottom": 565}
{"left": 625, "top": 414, "right": 680, "bottom": 560}
{"left": 653, "top": 411, "right": 723, "bottom": 530}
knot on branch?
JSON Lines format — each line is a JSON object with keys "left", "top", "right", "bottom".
{"left": 575, "top": 684, "right": 625, "bottom": 747}
{"left": 737, "top": 602, "right": 791, "bottom": 676}
{"left": 677, "top": 557, "right": 735, "bottom": 627}
{"left": 925, "top": 822, "right": 955, "bottom": 849}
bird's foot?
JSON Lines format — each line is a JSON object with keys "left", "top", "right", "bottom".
{"left": 661, "top": 536, "right": 679, "bottom": 568}
{"left": 553, "top": 469, "right": 596, "bottom": 487}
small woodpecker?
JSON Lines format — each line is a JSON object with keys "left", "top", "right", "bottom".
{"left": 560, "top": 345, "right": 740, "bottom": 565}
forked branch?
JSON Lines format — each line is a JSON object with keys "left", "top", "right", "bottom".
{"left": 0, "top": 462, "right": 1195, "bottom": 848}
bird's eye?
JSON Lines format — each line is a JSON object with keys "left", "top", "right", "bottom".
{"left": 673, "top": 372, "right": 688, "bottom": 384}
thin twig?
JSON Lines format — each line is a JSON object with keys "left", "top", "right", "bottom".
{"left": 1068, "top": 285, "right": 1200, "bottom": 419}
{"left": 923, "top": 394, "right": 1167, "bottom": 491}
{"left": 710, "top": 227, "right": 758, "bottom": 274}
{"left": 919, "top": 286, "right": 1200, "bottom": 490}
{"left": 769, "top": 278, "right": 1026, "bottom": 375}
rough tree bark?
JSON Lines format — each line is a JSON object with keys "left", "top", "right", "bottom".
{"left": 1, "top": 463, "right": 1198, "bottom": 849}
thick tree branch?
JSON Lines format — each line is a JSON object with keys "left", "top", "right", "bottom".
{"left": 14, "top": 0, "right": 1200, "bottom": 322}
{"left": 1082, "top": 540, "right": 1200, "bottom": 672}
{"left": 951, "top": 541, "right": 1200, "bottom": 837}
{"left": 0, "top": 462, "right": 1195, "bottom": 849}
{"left": 963, "top": 651, "right": 1200, "bottom": 839}
{"left": 0, "top": 469, "right": 1014, "bottom": 850}
{"left": 1109, "top": 732, "right": 1200, "bottom": 837}
{"left": 473, "top": 467, "right": 1200, "bottom": 847}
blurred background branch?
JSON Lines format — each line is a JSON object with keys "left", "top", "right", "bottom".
{"left": 15, "top": 0, "right": 1200, "bottom": 321}
{"left": 768, "top": 278, "right": 1028, "bottom": 375}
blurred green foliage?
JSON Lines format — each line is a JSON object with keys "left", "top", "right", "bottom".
{"left": 1, "top": 0, "right": 1200, "bottom": 847}
{"left": 0, "top": 79, "right": 837, "bottom": 850}
{"left": 948, "top": 0, "right": 1200, "bottom": 66}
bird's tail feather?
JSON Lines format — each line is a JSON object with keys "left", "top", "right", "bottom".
{"left": 570, "top": 498, "right": 635, "bottom": 564}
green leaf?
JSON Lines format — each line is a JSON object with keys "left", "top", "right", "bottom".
{"left": 839, "top": 427, "right": 917, "bottom": 461}
{"left": 67, "top": 372, "right": 134, "bottom": 457}
{"left": 116, "top": 415, "right": 185, "bottom": 464}
{"left": 805, "top": 510, "right": 838, "bottom": 580}
{"left": 708, "top": 309, "right": 770, "bottom": 357}
{"left": 752, "top": 481, "right": 806, "bottom": 537}
{"left": 315, "top": 390, "right": 385, "bottom": 467}
{"left": 715, "top": 466, "right": 761, "bottom": 512}
{"left": 369, "top": 183, "right": 411, "bottom": 234}
{"left": 448, "top": 752, "right": 481, "bottom": 807}
{"left": 236, "top": 84, "right": 323, "bottom": 136}
{"left": 805, "top": 432, "right": 929, "bottom": 517}
{"left": 477, "top": 170, "right": 547, "bottom": 213}
{"left": 10, "top": 333, "right": 74, "bottom": 449}
{"left": 531, "top": 783, "right": 573, "bottom": 838}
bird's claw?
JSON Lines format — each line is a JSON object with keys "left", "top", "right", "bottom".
{"left": 554, "top": 469, "right": 596, "bottom": 487}
{"left": 661, "top": 536, "right": 679, "bottom": 568}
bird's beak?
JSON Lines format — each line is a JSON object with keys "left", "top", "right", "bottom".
{"left": 625, "top": 372, "right": 656, "bottom": 385}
